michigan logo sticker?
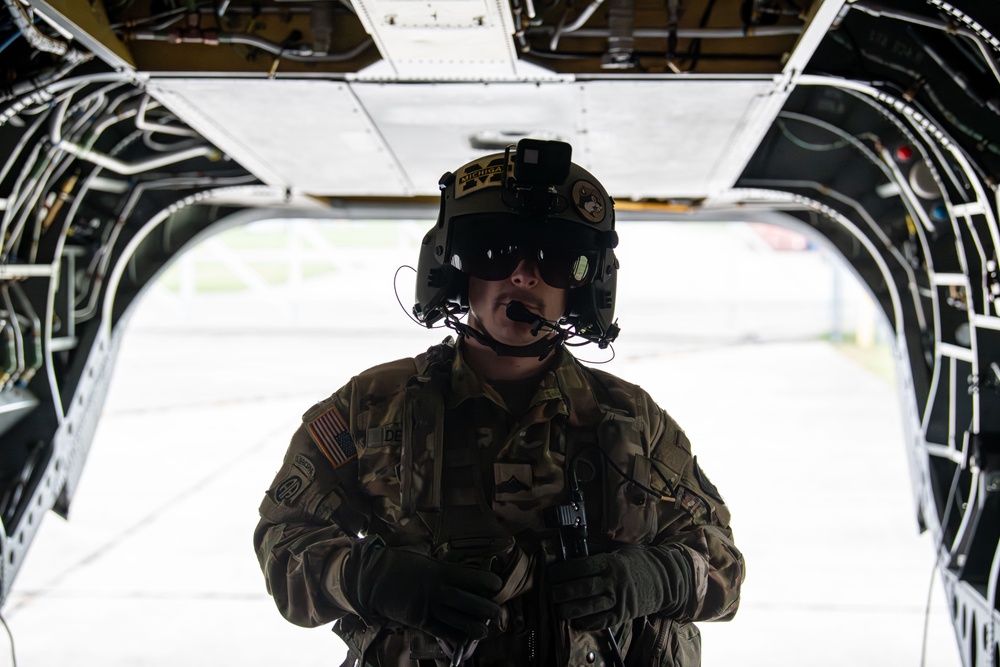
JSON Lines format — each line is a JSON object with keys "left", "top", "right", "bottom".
{"left": 572, "top": 180, "right": 606, "bottom": 224}
{"left": 456, "top": 156, "right": 509, "bottom": 199}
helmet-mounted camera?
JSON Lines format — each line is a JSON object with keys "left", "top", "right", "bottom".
{"left": 504, "top": 139, "right": 573, "bottom": 215}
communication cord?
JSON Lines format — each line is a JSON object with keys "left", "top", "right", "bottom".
{"left": 0, "top": 610, "right": 16, "bottom": 667}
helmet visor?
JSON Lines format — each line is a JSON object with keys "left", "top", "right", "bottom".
{"left": 449, "top": 214, "right": 602, "bottom": 289}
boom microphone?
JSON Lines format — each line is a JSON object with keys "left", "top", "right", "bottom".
{"left": 501, "top": 299, "right": 616, "bottom": 353}
{"left": 506, "top": 300, "right": 551, "bottom": 337}
{"left": 505, "top": 300, "right": 541, "bottom": 325}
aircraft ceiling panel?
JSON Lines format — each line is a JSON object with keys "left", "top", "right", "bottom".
{"left": 354, "top": 79, "right": 780, "bottom": 200}
{"left": 146, "top": 79, "right": 412, "bottom": 196}
{"left": 145, "top": 77, "right": 782, "bottom": 201}
{"left": 579, "top": 79, "right": 780, "bottom": 200}
{"left": 353, "top": 82, "right": 585, "bottom": 196}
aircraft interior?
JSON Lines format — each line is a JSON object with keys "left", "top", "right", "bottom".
{"left": 0, "top": 0, "right": 996, "bottom": 664}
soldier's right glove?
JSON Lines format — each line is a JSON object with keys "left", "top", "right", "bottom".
{"left": 343, "top": 537, "right": 503, "bottom": 646}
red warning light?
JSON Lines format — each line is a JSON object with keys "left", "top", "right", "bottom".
{"left": 896, "top": 145, "right": 914, "bottom": 161}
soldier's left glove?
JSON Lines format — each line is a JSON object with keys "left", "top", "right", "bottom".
{"left": 547, "top": 544, "right": 693, "bottom": 631}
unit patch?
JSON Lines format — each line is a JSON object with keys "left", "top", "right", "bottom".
{"left": 572, "top": 180, "right": 606, "bottom": 224}
{"left": 293, "top": 454, "right": 316, "bottom": 480}
{"left": 274, "top": 454, "right": 318, "bottom": 506}
{"left": 307, "top": 405, "right": 357, "bottom": 469}
{"left": 275, "top": 475, "right": 306, "bottom": 504}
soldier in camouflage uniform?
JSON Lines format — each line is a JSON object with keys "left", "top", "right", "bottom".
{"left": 255, "top": 140, "right": 744, "bottom": 667}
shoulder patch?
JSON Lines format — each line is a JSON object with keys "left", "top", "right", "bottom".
{"left": 307, "top": 405, "right": 357, "bottom": 469}
{"left": 272, "top": 454, "right": 319, "bottom": 505}
{"left": 572, "top": 180, "right": 607, "bottom": 224}
{"left": 293, "top": 454, "right": 316, "bottom": 480}
{"left": 693, "top": 456, "right": 724, "bottom": 504}
{"left": 274, "top": 473, "right": 307, "bottom": 505}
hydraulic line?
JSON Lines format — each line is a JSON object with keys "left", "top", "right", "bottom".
{"left": 29, "top": 170, "right": 78, "bottom": 264}
{"left": 0, "top": 139, "right": 46, "bottom": 258}
{"left": 778, "top": 110, "right": 941, "bottom": 237}
{"left": 919, "top": 82, "right": 1000, "bottom": 161}
{"left": 3, "top": 83, "right": 132, "bottom": 261}
{"left": 136, "top": 95, "right": 200, "bottom": 138}
{"left": 9, "top": 282, "right": 41, "bottom": 385}
{"left": 6, "top": 150, "right": 74, "bottom": 262}
{"left": 835, "top": 80, "right": 969, "bottom": 204}
{"left": 110, "top": 4, "right": 337, "bottom": 30}
{"left": 543, "top": 24, "right": 804, "bottom": 48}
{"left": 800, "top": 75, "right": 1000, "bottom": 255}
{"left": 216, "top": 32, "right": 374, "bottom": 62}
{"left": 907, "top": 28, "right": 1000, "bottom": 116}
{"left": 53, "top": 139, "right": 215, "bottom": 176}
{"left": 551, "top": 0, "right": 605, "bottom": 50}
{"left": 72, "top": 173, "right": 257, "bottom": 322}
{"left": 0, "top": 50, "right": 92, "bottom": 104}
{"left": 50, "top": 95, "right": 218, "bottom": 177}
{"left": 0, "top": 316, "right": 14, "bottom": 386}
{"left": 0, "top": 106, "right": 51, "bottom": 186}
{"left": 0, "top": 72, "right": 128, "bottom": 130}
{"left": 762, "top": 109, "right": 939, "bottom": 331}
{"left": 0, "top": 285, "right": 24, "bottom": 388}
{"left": 4, "top": 0, "right": 68, "bottom": 55}
{"left": 850, "top": 1, "right": 1000, "bottom": 87}
{"left": 522, "top": 0, "right": 537, "bottom": 23}
{"left": 126, "top": 29, "right": 374, "bottom": 62}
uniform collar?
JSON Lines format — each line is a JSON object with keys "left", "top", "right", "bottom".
{"left": 447, "top": 343, "right": 602, "bottom": 423}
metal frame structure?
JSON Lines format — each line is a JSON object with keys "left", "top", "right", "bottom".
{"left": 0, "top": 0, "right": 996, "bottom": 663}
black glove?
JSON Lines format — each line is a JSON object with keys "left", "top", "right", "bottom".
{"left": 343, "top": 538, "right": 503, "bottom": 646}
{"left": 547, "top": 544, "right": 693, "bottom": 631}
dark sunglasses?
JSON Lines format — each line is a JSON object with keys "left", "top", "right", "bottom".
{"left": 448, "top": 215, "right": 602, "bottom": 289}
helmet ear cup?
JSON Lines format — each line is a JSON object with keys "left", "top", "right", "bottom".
{"left": 414, "top": 228, "right": 450, "bottom": 324}
{"left": 563, "top": 249, "right": 618, "bottom": 344}
{"left": 591, "top": 270, "right": 618, "bottom": 337}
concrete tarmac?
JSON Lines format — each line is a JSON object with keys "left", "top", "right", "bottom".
{"left": 1, "top": 221, "right": 964, "bottom": 666}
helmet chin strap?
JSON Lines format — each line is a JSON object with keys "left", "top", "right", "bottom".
{"left": 444, "top": 303, "right": 567, "bottom": 360}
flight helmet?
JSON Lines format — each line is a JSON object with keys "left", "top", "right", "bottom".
{"left": 412, "top": 139, "right": 621, "bottom": 350}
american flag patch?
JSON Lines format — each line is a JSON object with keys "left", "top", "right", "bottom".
{"left": 307, "top": 405, "right": 357, "bottom": 469}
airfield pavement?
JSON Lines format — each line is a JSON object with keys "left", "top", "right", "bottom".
{"left": 1, "top": 221, "right": 964, "bottom": 666}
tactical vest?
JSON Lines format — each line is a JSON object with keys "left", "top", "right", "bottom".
{"left": 330, "top": 341, "right": 701, "bottom": 667}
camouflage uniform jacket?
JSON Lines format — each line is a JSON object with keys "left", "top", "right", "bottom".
{"left": 255, "top": 339, "right": 744, "bottom": 666}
